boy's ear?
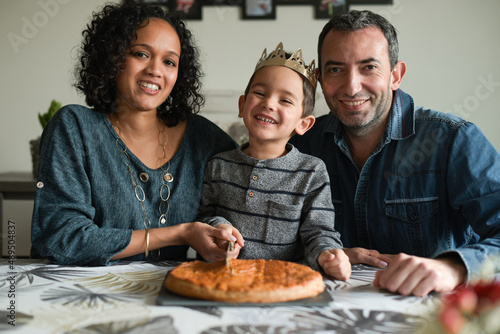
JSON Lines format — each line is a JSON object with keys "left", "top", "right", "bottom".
{"left": 294, "top": 115, "right": 315, "bottom": 136}
{"left": 238, "top": 95, "right": 245, "bottom": 118}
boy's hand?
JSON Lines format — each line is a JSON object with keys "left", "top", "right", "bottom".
{"left": 214, "top": 224, "right": 244, "bottom": 259}
{"left": 318, "top": 249, "right": 351, "bottom": 280}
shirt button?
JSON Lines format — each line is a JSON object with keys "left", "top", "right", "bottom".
{"left": 248, "top": 191, "right": 254, "bottom": 197}
{"left": 252, "top": 175, "right": 258, "bottom": 181}
{"left": 36, "top": 181, "right": 44, "bottom": 189}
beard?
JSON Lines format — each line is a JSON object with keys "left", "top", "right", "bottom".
{"left": 328, "top": 88, "right": 394, "bottom": 135}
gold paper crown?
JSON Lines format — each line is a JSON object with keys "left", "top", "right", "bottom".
{"left": 254, "top": 42, "right": 317, "bottom": 88}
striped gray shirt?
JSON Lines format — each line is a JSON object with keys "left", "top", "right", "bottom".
{"left": 197, "top": 143, "right": 343, "bottom": 271}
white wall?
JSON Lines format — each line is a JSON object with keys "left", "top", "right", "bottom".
{"left": 1, "top": 0, "right": 499, "bottom": 173}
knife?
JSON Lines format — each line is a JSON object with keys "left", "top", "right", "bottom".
{"left": 226, "top": 240, "right": 235, "bottom": 269}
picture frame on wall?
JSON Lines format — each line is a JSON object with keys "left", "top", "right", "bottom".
{"left": 276, "top": 0, "right": 313, "bottom": 5}
{"left": 348, "top": 0, "right": 392, "bottom": 4}
{"left": 123, "top": 0, "right": 202, "bottom": 20}
{"left": 170, "top": 0, "right": 203, "bottom": 20}
{"left": 314, "top": 0, "right": 348, "bottom": 19}
{"left": 124, "top": 0, "right": 169, "bottom": 4}
{"left": 242, "top": 0, "right": 276, "bottom": 20}
{"left": 203, "top": 0, "right": 243, "bottom": 5}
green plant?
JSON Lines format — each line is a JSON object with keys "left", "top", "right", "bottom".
{"left": 38, "top": 100, "right": 61, "bottom": 128}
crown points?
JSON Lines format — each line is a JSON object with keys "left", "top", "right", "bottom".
{"left": 254, "top": 42, "right": 317, "bottom": 88}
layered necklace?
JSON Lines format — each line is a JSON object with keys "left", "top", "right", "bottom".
{"left": 110, "top": 114, "right": 174, "bottom": 258}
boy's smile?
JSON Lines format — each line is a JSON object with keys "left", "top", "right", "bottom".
{"left": 255, "top": 115, "right": 277, "bottom": 124}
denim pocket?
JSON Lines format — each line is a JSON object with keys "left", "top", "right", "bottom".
{"left": 385, "top": 197, "right": 439, "bottom": 257}
{"left": 264, "top": 201, "right": 301, "bottom": 244}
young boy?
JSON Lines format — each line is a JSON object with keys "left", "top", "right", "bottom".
{"left": 197, "top": 43, "right": 351, "bottom": 280}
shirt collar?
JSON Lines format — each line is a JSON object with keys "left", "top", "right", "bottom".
{"left": 237, "top": 142, "right": 297, "bottom": 164}
{"left": 387, "top": 89, "right": 415, "bottom": 140}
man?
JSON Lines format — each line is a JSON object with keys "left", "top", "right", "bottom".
{"left": 291, "top": 10, "right": 500, "bottom": 296}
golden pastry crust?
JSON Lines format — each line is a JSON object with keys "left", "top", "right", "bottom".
{"left": 165, "top": 258, "right": 324, "bottom": 303}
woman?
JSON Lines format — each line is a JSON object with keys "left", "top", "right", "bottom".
{"left": 31, "top": 3, "right": 238, "bottom": 265}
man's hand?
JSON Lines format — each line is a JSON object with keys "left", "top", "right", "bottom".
{"left": 373, "top": 253, "right": 467, "bottom": 296}
{"left": 344, "top": 247, "right": 393, "bottom": 267}
{"left": 318, "top": 248, "right": 352, "bottom": 280}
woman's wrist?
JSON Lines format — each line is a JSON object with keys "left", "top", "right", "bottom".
{"left": 165, "top": 222, "right": 192, "bottom": 247}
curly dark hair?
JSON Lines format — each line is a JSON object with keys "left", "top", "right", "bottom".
{"left": 75, "top": 2, "right": 204, "bottom": 127}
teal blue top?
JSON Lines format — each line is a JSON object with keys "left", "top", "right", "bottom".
{"left": 31, "top": 105, "right": 237, "bottom": 265}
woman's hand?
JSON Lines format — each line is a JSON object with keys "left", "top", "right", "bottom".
{"left": 214, "top": 224, "right": 244, "bottom": 259}
{"left": 183, "top": 222, "right": 243, "bottom": 262}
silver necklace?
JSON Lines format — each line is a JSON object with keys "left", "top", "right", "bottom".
{"left": 111, "top": 115, "right": 174, "bottom": 257}
{"left": 158, "top": 125, "right": 173, "bottom": 225}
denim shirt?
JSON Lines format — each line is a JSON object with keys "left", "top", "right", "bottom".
{"left": 31, "top": 105, "right": 237, "bottom": 265}
{"left": 291, "top": 89, "right": 500, "bottom": 279}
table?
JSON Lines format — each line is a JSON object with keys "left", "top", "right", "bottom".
{"left": 0, "top": 259, "right": 438, "bottom": 334}
{"left": 0, "top": 172, "right": 37, "bottom": 257}
{"left": 0, "top": 172, "right": 37, "bottom": 200}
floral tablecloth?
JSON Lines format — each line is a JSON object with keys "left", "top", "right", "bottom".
{"left": 1, "top": 259, "right": 436, "bottom": 333}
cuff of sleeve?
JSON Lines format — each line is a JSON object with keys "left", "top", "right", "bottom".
{"left": 434, "top": 248, "right": 490, "bottom": 282}
{"left": 203, "top": 217, "right": 233, "bottom": 227}
{"left": 101, "top": 229, "right": 134, "bottom": 266}
{"left": 308, "top": 242, "right": 343, "bottom": 273}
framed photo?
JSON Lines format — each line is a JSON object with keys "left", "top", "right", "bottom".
{"left": 348, "top": 0, "right": 392, "bottom": 4}
{"left": 124, "top": 0, "right": 170, "bottom": 4}
{"left": 169, "top": 0, "right": 203, "bottom": 20}
{"left": 204, "top": 0, "right": 243, "bottom": 5}
{"left": 314, "top": 0, "right": 348, "bottom": 19}
{"left": 123, "top": 0, "right": 202, "bottom": 20}
{"left": 276, "top": 0, "right": 312, "bottom": 5}
{"left": 242, "top": 0, "right": 276, "bottom": 20}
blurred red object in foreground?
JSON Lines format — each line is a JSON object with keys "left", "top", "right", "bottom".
{"left": 437, "top": 280, "right": 500, "bottom": 334}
